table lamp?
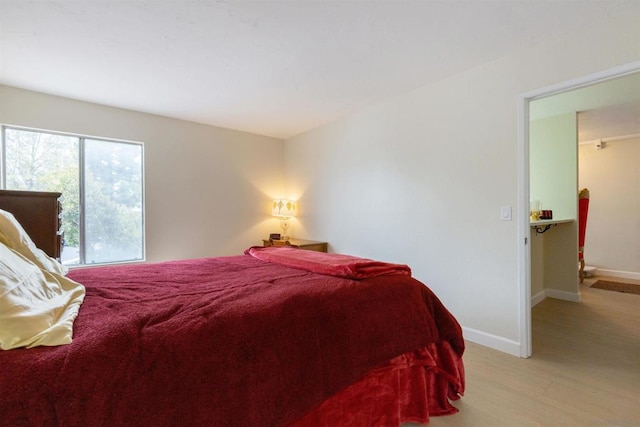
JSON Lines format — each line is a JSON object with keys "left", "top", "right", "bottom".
{"left": 272, "top": 199, "right": 296, "bottom": 241}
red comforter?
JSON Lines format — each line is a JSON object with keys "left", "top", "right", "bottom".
{"left": 0, "top": 253, "right": 463, "bottom": 426}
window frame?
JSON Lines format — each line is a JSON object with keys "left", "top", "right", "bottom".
{"left": 1, "top": 124, "right": 146, "bottom": 266}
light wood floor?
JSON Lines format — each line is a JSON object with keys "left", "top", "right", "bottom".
{"left": 416, "top": 276, "right": 640, "bottom": 426}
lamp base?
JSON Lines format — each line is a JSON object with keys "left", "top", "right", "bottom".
{"left": 280, "top": 218, "right": 290, "bottom": 242}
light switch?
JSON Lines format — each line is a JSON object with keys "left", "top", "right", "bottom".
{"left": 500, "top": 206, "right": 512, "bottom": 221}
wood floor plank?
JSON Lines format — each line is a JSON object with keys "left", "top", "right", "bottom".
{"left": 418, "top": 276, "right": 640, "bottom": 426}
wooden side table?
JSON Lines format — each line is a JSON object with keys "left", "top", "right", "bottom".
{"left": 262, "top": 238, "right": 328, "bottom": 253}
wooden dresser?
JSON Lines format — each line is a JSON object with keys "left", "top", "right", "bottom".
{"left": 0, "top": 189, "right": 63, "bottom": 259}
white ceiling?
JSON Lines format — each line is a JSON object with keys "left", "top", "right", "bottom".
{"left": 0, "top": 1, "right": 635, "bottom": 139}
{"left": 577, "top": 101, "right": 640, "bottom": 142}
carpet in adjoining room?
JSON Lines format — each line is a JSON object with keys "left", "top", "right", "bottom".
{"left": 590, "top": 280, "right": 640, "bottom": 295}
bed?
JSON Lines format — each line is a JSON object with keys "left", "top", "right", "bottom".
{"left": 0, "top": 210, "right": 464, "bottom": 426}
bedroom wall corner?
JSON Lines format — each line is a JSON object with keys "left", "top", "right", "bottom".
{"left": 0, "top": 85, "right": 286, "bottom": 262}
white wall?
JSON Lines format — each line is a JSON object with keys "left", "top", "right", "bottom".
{"left": 0, "top": 85, "right": 285, "bottom": 262}
{"left": 530, "top": 113, "right": 578, "bottom": 221}
{"left": 579, "top": 137, "right": 640, "bottom": 277}
{"left": 284, "top": 7, "right": 640, "bottom": 355}
{"left": 529, "top": 113, "right": 579, "bottom": 299}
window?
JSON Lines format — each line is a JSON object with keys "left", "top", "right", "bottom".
{"left": 1, "top": 126, "right": 144, "bottom": 265}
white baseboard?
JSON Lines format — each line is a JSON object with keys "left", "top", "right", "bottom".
{"left": 595, "top": 268, "right": 640, "bottom": 281}
{"left": 545, "top": 288, "right": 581, "bottom": 302}
{"left": 462, "top": 326, "right": 522, "bottom": 357}
{"left": 531, "top": 290, "right": 546, "bottom": 307}
{"left": 463, "top": 287, "right": 581, "bottom": 357}
{"left": 530, "top": 288, "right": 580, "bottom": 306}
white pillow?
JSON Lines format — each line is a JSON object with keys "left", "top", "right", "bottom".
{"left": 0, "top": 208, "right": 68, "bottom": 276}
{"left": 0, "top": 243, "right": 85, "bottom": 350}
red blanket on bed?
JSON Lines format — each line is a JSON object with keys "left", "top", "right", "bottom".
{"left": 245, "top": 246, "right": 412, "bottom": 279}
{"left": 0, "top": 254, "right": 463, "bottom": 426}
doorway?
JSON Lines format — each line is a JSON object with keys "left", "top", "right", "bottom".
{"left": 517, "top": 61, "right": 640, "bottom": 358}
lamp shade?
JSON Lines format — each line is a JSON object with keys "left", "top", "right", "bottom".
{"left": 272, "top": 199, "right": 296, "bottom": 217}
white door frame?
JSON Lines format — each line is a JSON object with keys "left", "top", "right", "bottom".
{"left": 517, "top": 61, "right": 640, "bottom": 358}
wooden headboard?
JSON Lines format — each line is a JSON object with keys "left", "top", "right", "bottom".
{"left": 0, "top": 189, "right": 63, "bottom": 259}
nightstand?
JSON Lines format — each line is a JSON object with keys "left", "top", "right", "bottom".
{"left": 262, "top": 238, "right": 328, "bottom": 253}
